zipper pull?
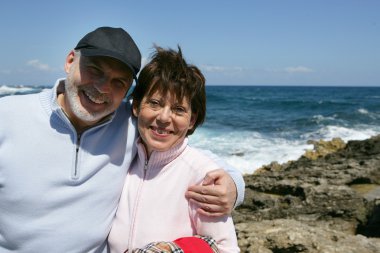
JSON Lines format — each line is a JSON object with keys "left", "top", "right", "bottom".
{"left": 73, "top": 133, "right": 82, "bottom": 178}
{"left": 76, "top": 134, "right": 81, "bottom": 152}
{"left": 143, "top": 159, "right": 148, "bottom": 177}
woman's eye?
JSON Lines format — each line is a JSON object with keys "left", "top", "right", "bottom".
{"left": 174, "top": 106, "right": 186, "bottom": 114}
{"left": 148, "top": 100, "right": 160, "bottom": 107}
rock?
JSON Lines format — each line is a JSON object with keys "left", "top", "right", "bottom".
{"left": 304, "top": 137, "right": 346, "bottom": 160}
{"left": 235, "top": 219, "right": 380, "bottom": 253}
{"left": 234, "top": 135, "right": 380, "bottom": 252}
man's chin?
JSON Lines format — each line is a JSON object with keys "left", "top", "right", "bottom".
{"left": 73, "top": 111, "right": 105, "bottom": 125}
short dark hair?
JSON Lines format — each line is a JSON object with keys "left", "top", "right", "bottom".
{"left": 132, "top": 45, "right": 206, "bottom": 135}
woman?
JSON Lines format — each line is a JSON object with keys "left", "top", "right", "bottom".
{"left": 108, "top": 46, "right": 239, "bottom": 253}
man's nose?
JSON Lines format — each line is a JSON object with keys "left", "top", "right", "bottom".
{"left": 94, "top": 77, "right": 111, "bottom": 93}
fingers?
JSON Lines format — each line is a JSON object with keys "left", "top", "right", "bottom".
{"left": 202, "top": 169, "right": 225, "bottom": 185}
{"left": 186, "top": 169, "right": 237, "bottom": 216}
{"left": 189, "top": 198, "right": 229, "bottom": 217}
{"left": 186, "top": 187, "right": 222, "bottom": 204}
{"left": 195, "top": 206, "right": 227, "bottom": 217}
{"left": 187, "top": 184, "right": 222, "bottom": 198}
{"left": 186, "top": 185, "right": 230, "bottom": 216}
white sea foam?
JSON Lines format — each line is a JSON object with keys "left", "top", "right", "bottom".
{"left": 302, "top": 125, "right": 380, "bottom": 142}
{"left": 312, "top": 114, "right": 337, "bottom": 123}
{"left": 0, "top": 85, "right": 35, "bottom": 96}
{"left": 358, "top": 108, "right": 369, "bottom": 114}
{"left": 190, "top": 129, "right": 313, "bottom": 175}
{"left": 190, "top": 124, "right": 380, "bottom": 175}
{"left": 357, "top": 108, "right": 380, "bottom": 120}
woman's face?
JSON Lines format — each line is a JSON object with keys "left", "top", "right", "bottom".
{"left": 133, "top": 90, "right": 196, "bottom": 155}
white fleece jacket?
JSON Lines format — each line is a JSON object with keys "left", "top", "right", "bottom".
{"left": 108, "top": 138, "right": 240, "bottom": 253}
{"left": 0, "top": 79, "right": 137, "bottom": 253}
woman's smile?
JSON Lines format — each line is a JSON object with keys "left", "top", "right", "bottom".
{"left": 150, "top": 126, "right": 173, "bottom": 136}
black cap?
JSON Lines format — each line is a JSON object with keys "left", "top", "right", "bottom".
{"left": 74, "top": 27, "right": 141, "bottom": 79}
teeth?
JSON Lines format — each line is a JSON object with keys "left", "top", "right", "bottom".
{"left": 157, "top": 129, "right": 168, "bottom": 134}
{"left": 84, "top": 91, "right": 107, "bottom": 104}
{"left": 153, "top": 127, "right": 170, "bottom": 135}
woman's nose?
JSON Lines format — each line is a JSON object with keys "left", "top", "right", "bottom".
{"left": 157, "top": 107, "right": 172, "bottom": 122}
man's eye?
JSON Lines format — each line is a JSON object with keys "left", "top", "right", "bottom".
{"left": 88, "top": 66, "right": 102, "bottom": 76}
{"left": 113, "top": 80, "right": 128, "bottom": 89}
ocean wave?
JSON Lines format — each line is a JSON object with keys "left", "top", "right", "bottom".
{"left": 190, "top": 124, "right": 380, "bottom": 175}
{"left": 312, "top": 114, "right": 337, "bottom": 124}
{"left": 357, "top": 108, "right": 380, "bottom": 120}
{"left": 358, "top": 108, "right": 369, "bottom": 114}
{"left": 0, "top": 85, "right": 35, "bottom": 96}
{"left": 302, "top": 125, "right": 379, "bottom": 142}
{"left": 190, "top": 129, "right": 313, "bottom": 175}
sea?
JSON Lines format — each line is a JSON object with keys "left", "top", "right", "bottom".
{"left": 1, "top": 84, "right": 380, "bottom": 175}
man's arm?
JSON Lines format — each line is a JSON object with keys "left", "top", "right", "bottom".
{"left": 185, "top": 150, "right": 245, "bottom": 217}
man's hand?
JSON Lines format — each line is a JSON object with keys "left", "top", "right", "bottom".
{"left": 185, "top": 169, "right": 237, "bottom": 217}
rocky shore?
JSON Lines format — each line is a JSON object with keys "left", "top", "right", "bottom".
{"left": 233, "top": 135, "right": 380, "bottom": 253}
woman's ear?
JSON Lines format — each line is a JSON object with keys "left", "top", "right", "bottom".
{"left": 189, "top": 113, "right": 197, "bottom": 130}
{"left": 132, "top": 100, "right": 139, "bottom": 117}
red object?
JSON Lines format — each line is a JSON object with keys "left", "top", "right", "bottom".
{"left": 174, "top": 237, "right": 214, "bottom": 253}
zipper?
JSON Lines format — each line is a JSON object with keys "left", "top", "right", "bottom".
{"left": 143, "top": 159, "right": 148, "bottom": 177}
{"left": 128, "top": 156, "right": 149, "bottom": 252}
{"left": 73, "top": 133, "right": 81, "bottom": 179}
{"left": 57, "top": 106, "right": 113, "bottom": 180}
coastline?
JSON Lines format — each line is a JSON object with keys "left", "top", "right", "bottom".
{"left": 234, "top": 135, "right": 380, "bottom": 252}
{"left": 3, "top": 85, "right": 380, "bottom": 176}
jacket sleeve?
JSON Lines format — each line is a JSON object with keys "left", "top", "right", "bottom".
{"left": 189, "top": 200, "right": 240, "bottom": 253}
{"left": 198, "top": 149, "right": 245, "bottom": 208}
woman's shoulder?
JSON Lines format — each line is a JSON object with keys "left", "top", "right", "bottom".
{"left": 179, "top": 146, "right": 220, "bottom": 174}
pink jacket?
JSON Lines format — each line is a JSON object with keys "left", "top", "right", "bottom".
{"left": 108, "top": 138, "right": 239, "bottom": 253}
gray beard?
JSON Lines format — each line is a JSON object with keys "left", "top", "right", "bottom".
{"left": 64, "top": 78, "right": 113, "bottom": 125}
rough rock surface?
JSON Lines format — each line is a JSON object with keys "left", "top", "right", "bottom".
{"left": 233, "top": 135, "right": 380, "bottom": 253}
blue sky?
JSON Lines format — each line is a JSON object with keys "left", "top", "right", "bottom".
{"left": 0, "top": 0, "right": 379, "bottom": 86}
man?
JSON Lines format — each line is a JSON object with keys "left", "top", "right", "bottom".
{"left": 0, "top": 27, "right": 244, "bottom": 252}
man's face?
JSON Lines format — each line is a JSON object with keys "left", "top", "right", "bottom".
{"left": 63, "top": 51, "right": 133, "bottom": 129}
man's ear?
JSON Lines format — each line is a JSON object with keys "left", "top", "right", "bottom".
{"left": 64, "top": 50, "right": 75, "bottom": 73}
